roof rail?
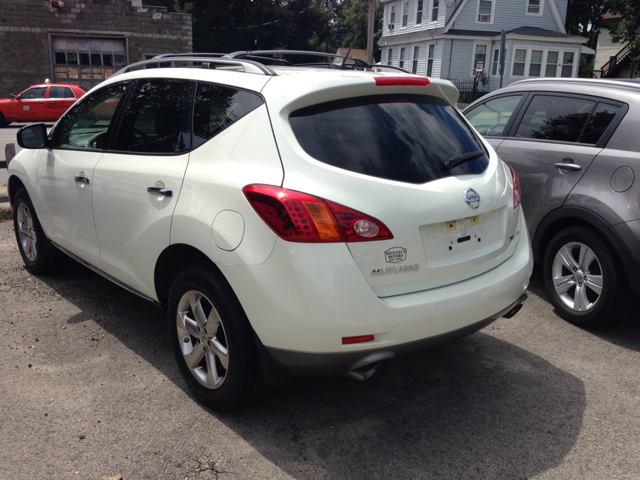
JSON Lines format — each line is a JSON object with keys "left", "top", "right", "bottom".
{"left": 111, "top": 50, "right": 413, "bottom": 77}
{"left": 112, "top": 55, "right": 278, "bottom": 77}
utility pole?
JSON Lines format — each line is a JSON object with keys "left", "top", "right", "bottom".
{"left": 366, "top": 0, "right": 375, "bottom": 64}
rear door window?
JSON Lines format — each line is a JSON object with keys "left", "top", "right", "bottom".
{"left": 113, "top": 79, "right": 194, "bottom": 154}
{"left": 289, "top": 94, "right": 488, "bottom": 184}
{"left": 49, "top": 86, "right": 75, "bottom": 98}
{"left": 515, "top": 95, "right": 594, "bottom": 142}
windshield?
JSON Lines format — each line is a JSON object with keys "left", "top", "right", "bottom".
{"left": 289, "top": 94, "right": 489, "bottom": 184}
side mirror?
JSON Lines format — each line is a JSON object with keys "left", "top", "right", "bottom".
{"left": 17, "top": 124, "right": 49, "bottom": 149}
{"left": 9, "top": 94, "right": 16, "bottom": 99}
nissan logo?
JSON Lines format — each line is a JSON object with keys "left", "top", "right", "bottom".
{"left": 464, "top": 188, "right": 481, "bottom": 209}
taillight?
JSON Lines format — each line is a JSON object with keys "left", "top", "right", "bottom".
{"left": 374, "top": 77, "right": 430, "bottom": 87}
{"left": 243, "top": 185, "right": 393, "bottom": 243}
{"left": 507, "top": 164, "right": 521, "bottom": 209}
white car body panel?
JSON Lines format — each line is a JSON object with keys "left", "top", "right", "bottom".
{"left": 170, "top": 105, "right": 283, "bottom": 267}
{"left": 92, "top": 151, "right": 190, "bottom": 298}
{"left": 37, "top": 149, "right": 103, "bottom": 266}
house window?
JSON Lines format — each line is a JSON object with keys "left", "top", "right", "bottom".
{"left": 545, "top": 51, "right": 558, "bottom": 76}
{"left": 402, "top": 1, "right": 409, "bottom": 27}
{"left": 561, "top": 52, "right": 575, "bottom": 77}
{"left": 390, "top": 5, "right": 396, "bottom": 25}
{"left": 416, "top": 0, "right": 423, "bottom": 24}
{"left": 388, "top": 48, "right": 393, "bottom": 66}
{"left": 477, "top": 0, "right": 493, "bottom": 23}
{"left": 527, "top": 0, "right": 542, "bottom": 15}
{"left": 472, "top": 43, "right": 488, "bottom": 76}
{"left": 529, "top": 50, "right": 543, "bottom": 76}
{"left": 431, "top": 0, "right": 439, "bottom": 22}
{"left": 412, "top": 46, "right": 420, "bottom": 74}
{"left": 513, "top": 48, "right": 527, "bottom": 76}
{"left": 491, "top": 48, "right": 503, "bottom": 75}
{"left": 511, "top": 47, "right": 577, "bottom": 78}
{"left": 427, "top": 43, "right": 435, "bottom": 76}
{"left": 399, "top": 47, "right": 406, "bottom": 69}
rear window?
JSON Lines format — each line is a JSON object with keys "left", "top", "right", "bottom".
{"left": 289, "top": 95, "right": 488, "bottom": 184}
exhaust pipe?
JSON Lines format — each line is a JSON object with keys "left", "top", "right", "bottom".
{"left": 346, "top": 364, "right": 379, "bottom": 382}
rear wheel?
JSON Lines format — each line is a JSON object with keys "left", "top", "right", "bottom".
{"left": 542, "top": 226, "right": 623, "bottom": 327}
{"left": 12, "top": 188, "right": 62, "bottom": 274}
{"left": 167, "top": 266, "right": 261, "bottom": 411}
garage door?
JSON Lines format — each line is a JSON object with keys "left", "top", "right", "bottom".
{"left": 52, "top": 37, "right": 127, "bottom": 89}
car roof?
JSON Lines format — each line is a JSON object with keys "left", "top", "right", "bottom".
{"left": 93, "top": 51, "right": 460, "bottom": 106}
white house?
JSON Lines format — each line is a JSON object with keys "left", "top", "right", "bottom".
{"left": 378, "top": 0, "right": 591, "bottom": 91}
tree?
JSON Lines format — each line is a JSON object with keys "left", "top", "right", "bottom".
{"left": 178, "top": 0, "right": 339, "bottom": 54}
{"left": 331, "top": 0, "right": 383, "bottom": 62}
{"left": 606, "top": 0, "right": 640, "bottom": 72}
{"left": 565, "top": 0, "right": 607, "bottom": 49}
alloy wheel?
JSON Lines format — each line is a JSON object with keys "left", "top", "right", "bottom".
{"left": 176, "top": 290, "right": 229, "bottom": 389}
{"left": 16, "top": 202, "right": 38, "bottom": 262}
{"left": 551, "top": 241, "right": 603, "bottom": 312}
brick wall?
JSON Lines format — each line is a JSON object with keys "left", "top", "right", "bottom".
{"left": 0, "top": 0, "right": 192, "bottom": 96}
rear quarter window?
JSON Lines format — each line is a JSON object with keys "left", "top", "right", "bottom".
{"left": 289, "top": 94, "right": 488, "bottom": 184}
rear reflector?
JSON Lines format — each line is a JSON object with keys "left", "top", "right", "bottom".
{"left": 342, "top": 335, "right": 375, "bottom": 345}
{"left": 375, "top": 77, "right": 430, "bottom": 87}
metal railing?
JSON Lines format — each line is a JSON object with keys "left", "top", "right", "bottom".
{"left": 592, "top": 44, "right": 631, "bottom": 79}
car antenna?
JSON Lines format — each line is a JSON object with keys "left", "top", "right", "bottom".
{"left": 341, "top": 32, "right": 360, "bottom": 70}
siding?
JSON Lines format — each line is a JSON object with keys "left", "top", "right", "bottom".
{"left": 447, "top": 0, "right": 559, "bottom": 33}
{"left": 382, "top": 0, "right": 446, "bottom": 38}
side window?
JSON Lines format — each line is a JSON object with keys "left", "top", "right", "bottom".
{"left": 580, "top": 103, "right": 621, "bottom": 145}
{"left": 49, "top": 86, "right": 75, "bottom": 98}
{"left": 21, "top": 87, "right": 47, "bottom": 99}
{"left": 193, "top": 83, "right": 264, "bottom": 148}
{"left": 515, "top": 95, "right": 594, "bottom": 142}
{"left": 50, "top": 82, "right": 131, "bottom": 150}
{"left": 113, "top": 79, "right": 194, "bottom": 154}
{"left": 465, "top": 95, "right": 523, "bottom": 136}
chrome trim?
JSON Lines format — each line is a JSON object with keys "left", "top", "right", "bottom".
{"left": 51, "top": 242, "right": 162, "bottom": 308}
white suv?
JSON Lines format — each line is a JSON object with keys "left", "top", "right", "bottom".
{"left": 8, "top": 52, "right": 532, "bottom": 410}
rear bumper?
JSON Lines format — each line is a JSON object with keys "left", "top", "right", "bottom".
{"left": 220, "top": 208, "right": 533, "bottom": 371}
{"left": 266, "top": 293, "right": 527, "bottom": 375}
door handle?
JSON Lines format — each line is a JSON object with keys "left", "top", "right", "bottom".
{"left": 554, "top": 163, "right": 582, "bottom": 171}
{"left": 147, "top": 186, "right": 173, "bottom": 197}
{"left": 74, "top": 175, "right": 90, "bottom": 184}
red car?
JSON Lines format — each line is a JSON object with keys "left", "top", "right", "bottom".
{"left": 0, "top": 81, "right": 86, "bottom": 127}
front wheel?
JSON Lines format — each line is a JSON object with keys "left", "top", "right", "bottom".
{"left": 542, "top": 226, "right": 623, "bottom": 327}
{"left": 0, "top": 112, "right": 8, "bottom": 128}
{"left": 167, "top": 266, "right": 261, "bottom": 411}
{"left": 12, "top": 188, "right": 62, "bottom": 274}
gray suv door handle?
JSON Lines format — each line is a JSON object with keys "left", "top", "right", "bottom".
{"left": 147, "top": 186, "right": 173, "bottom": 197}
{"left": 554, "top": 162, "right": 582, "bottom": 171}
{"left": 74, "top": 175, "right": 90, "bottom": 184}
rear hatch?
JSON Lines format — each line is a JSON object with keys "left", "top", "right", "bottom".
{"left": 267, "top": 76, "right": 521, "bottom": 297}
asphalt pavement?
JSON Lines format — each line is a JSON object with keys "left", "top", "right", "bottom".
{"left": 1, "top": 215, "right": 640, "bottom": 479}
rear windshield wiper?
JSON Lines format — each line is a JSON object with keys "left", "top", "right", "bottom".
{"left": 440, "top": 150, "right": 485, "bottom": 173}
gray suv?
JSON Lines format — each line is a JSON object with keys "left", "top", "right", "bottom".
{"left": 464, "top": 78, "right": 640, "bottom": 327}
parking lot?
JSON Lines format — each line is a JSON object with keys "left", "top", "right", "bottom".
{"left": 1, "top": 216, "right": 639, "bottom": 480}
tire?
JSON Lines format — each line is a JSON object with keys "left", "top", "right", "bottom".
{"left": 167, "top": 265, "right": 261, "bottom": 411}
{"left": 0, "top": 112, "right": 8, "bottom": 128}
{"left": 12, "top": 188, "right": 62, "bottom": 274}
{"left": 542, "top": 226, "right": 624, "bottom": 327}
